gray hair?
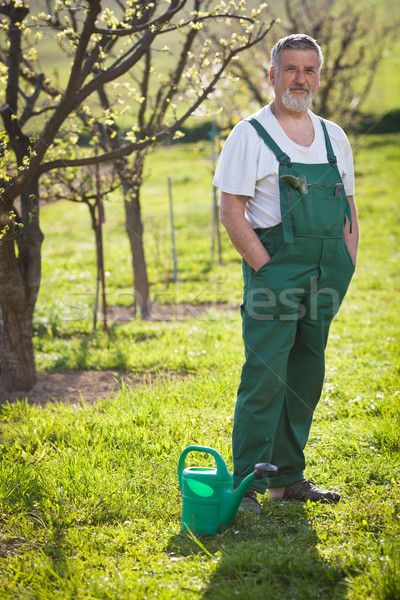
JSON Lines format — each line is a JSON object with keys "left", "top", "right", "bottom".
{"left": 271, "top": 34, "right": 324, "bottom": 71}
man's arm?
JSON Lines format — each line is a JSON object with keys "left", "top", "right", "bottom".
{"left": 220, "top": 192, "right": 271, "bottom": 272}
{"left": 344, "top": 195, "right": 359, "bottom": 266}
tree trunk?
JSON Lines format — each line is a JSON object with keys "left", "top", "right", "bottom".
{"left": 96, "top": 89, "right": 151, "bottom": 319}
{"left": 117, "top": 151, "right": 151, "bottom": 318}
{"left": 124, "top": 186, "right": 151, "bottom": 318}
{"left": 0, "top": 179, "right": 43, "bottom": 392}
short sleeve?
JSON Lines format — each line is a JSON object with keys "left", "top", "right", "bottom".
{"left": 212, "top": 122, "right": 259, "bottom": 196}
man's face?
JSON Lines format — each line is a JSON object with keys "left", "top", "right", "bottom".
{"left": 270, "top": 48, "right": 320, "bottom": 112}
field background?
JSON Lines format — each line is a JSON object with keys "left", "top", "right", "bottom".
{"left": 1, "top": 1, "right": 400, "bottom": 598}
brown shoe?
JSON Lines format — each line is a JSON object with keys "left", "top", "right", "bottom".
{"left": 239, "top": 489, "right": 262, "bottom": 515}
{"left": 283, "top": 479, "right": 341, "bottom": 503}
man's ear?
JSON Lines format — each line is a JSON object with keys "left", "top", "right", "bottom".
{"left": 269, "top": 65, "right": 275, "bottom": 85}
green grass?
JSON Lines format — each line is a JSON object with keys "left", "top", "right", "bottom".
{"left": 0, "top": 134, "right": 400, "bottom": 599}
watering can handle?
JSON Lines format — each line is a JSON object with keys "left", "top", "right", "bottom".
{"left": 177, "top": 445, "right": 230, "bottom": 491}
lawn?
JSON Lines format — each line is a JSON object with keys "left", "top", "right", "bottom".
{"left": 0, "top": 133, "right": 399, "bottom": 599}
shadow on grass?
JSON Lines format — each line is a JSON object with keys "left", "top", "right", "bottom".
{"left": 167, "top": 500, "right": 347, "bottom": 599}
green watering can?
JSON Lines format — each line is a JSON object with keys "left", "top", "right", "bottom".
{"left": 178, "top": 445, "right": 277, "bottom": 536}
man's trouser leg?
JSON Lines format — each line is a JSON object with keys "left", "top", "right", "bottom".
{"left": 267, "top": 312, "right": 333, "bottom": 487}
{"left": 232, "top": 314, "right": 299, "bottom": 492}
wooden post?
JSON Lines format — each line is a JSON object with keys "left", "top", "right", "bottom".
{"left": 211, "top": 116, "right": 223, "bottom": 264}
{"left": 95, "top": 156, "right": 109, "bottom": 335}
{"left": 168, "top": 175, "right": 178, "bottom": 283}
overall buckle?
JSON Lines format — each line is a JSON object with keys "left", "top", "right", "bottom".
{"left": 277, "top": 153, "right": 292, "bottom": 167}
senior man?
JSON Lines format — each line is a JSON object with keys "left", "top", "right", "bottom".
{"left": 213, "top": 34, "right": 359, "bottom": 514}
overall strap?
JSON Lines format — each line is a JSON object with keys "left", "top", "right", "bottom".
{"left": 319, "top": 118, "right": 337, "bottom": 167}
{"left": 320, "top": 118, "right": 353, "bottom": 232}
{"left": 248, "top": 118, "right": 294, "bottom": 243}
{"left": 248, "top": 118, "right": 292, "bottom": 167}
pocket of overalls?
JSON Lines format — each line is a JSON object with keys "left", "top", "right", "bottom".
{"left": 295, "top": 185, "right": 345, "bottom": 237}
{"left": 251, "top": 242, "right": 288, "bottom": 279}
{"left": 341, "top": 239, "right": 356, "bottom": 272}
{"left": 329, "top": 240, "right": 355, "bottom": 307}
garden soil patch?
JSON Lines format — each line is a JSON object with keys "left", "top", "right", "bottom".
{"left": 0, "top": 303, "right": 235, "bottom": 406}
{"left": 108, "top": 302, "right": 235, "bottom": 322}
{"left": 0, "top": 370, "right": 184, "bottom": 406}
{"left": 0, "top": 370, "right": 164, "bottom": 404}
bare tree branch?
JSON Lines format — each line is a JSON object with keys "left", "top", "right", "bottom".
{"left": 2, "top": 0, "right": 103, "bottom": 202}
{"left": 92, "top": 11, "right": 258, "bottom": 37}
{"left": 20, "top": 74, "right": 45, "bottom": 124}
{"left": 37, "top": 20, "right": 275, "bottom": 176}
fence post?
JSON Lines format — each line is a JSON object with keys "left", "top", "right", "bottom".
{"left": 95, "top": 157, "right": 109, "bottom": 335}
{"left": 168, "top": 175, "right": 178, "bottom": 283}
{"left": 211, "top": 116, "right": 223, "bottom": 264}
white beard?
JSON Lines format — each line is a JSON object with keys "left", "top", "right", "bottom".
{"left": 282, "top": 86, "right": 313, "bottom": 112}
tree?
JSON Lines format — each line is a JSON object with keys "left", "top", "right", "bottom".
{"left": 216, "top": 0, "right": 399, "bottom": 131}
{"left": 0, "top": 0, "right": 274, "bottom": 392}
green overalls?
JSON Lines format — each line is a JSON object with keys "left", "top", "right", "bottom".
{"left": 232, "top": 118, "right": 355, "bottom": 492}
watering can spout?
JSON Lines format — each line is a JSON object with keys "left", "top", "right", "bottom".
{"left": 221, "top": 463, "right": 278, "bottom": 526}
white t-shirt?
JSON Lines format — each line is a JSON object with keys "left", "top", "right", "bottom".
{"left": 212, "top": 103, "right": 355, "bottom": 229}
